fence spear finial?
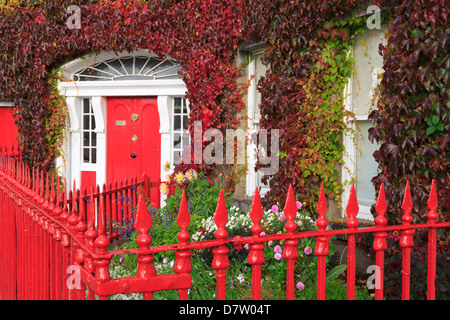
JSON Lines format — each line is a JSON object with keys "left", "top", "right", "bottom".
{"left": 177, "top": 190, "right": 190, "bottom": 245}
{"left": 214, "top": 189, "right": 228, "bottom": 240}
{"left": 427, "top": 179, "right": 438, "bottom": 223}
{"left": 346, "top": 184, "right": 359, "bottom": 229}
{"left": 316, "top": 182, "right": 328, "bottom": 232}
{"left": 375, "top": 183, "right": 387, "bottom": 227}
{"left": 283, "top": 184, "right": 297, "bottom": 234}
{"left": 135, "top": 195, "right": 152, "bottom": 250}
{"left": 250, "top": 187, "right": 263, "bottom": 237}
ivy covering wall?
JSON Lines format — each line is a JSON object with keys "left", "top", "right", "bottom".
{"left": 0, "top": 0, "right": 448, "bottom": 225}
{"left": 0, "top": 0, "right": 245, "bottom": 174}
{"left": 368, "top": 0, "right": 449, "bottom": 224}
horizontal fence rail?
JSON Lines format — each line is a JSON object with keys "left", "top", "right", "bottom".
{"left": 0, "top": 156, "right": 448, "bottom": 300}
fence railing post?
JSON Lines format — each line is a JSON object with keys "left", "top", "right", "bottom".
{"left": 426, "top": 180, "right": 438, "bottom": 300}
{"left": 135, "top": 192, "right": 156, "bottom": 300}
{"left": 400, "top": 181, "right": 414, "bottom": 300}
{"left": 315, "top": 182, "right": 330, "bottom": 300}
{"left": 248, "top": 188, "right": 265, "bottom": 300}
{"left": 282, "top": 185, "right": 299, "bottom": 300}
{"left": 345, "top": 184, "right": 359, "bottom": 300}
{"left": 94, "top": 192, "right": 111, "bottom": 300}
{"left": 373, "top": 183, "right": 387, "bottom": 300}
{"left": 212, "top": 190, "right": 230, "bottom": 300}
{"left": 174, "top": 190, "right": 192, "bottom": 300}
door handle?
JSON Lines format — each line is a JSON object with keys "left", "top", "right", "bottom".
{"left": 131, "top": 153, "right": 137, "bottom": 158}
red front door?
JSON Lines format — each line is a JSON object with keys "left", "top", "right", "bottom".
{"left": 107, "top": 97, "right": 161, "bottom": 204}
{"left": 0, "top": 107, "right": 19, "bottom": 151}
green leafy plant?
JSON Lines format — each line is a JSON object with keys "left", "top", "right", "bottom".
{"left": 426, "top": 115, "right": 445, "bottom": 136}
{"left": 252, "top": 7, "right": 379, "bottom": 212}
{"left": 368, "top": 0, "right": 449, "bottom": 225}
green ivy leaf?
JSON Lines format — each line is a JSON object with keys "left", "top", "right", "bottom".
{"left": 411, "top": 28, "right": 424, "bottom": 38}
{"left": 431, "top": 115, "right": 440, "bottom": 125}
{"left": 426, "top": 126, "right": 436, "bottom": 136}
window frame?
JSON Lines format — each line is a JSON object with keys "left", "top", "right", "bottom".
{"left": 171, "top": 97, "right": 189, "bottom": 166}
{"left": 80, "top": 97, "right": 98, "bottom": 170}
{"left": 342, "top": 28, "right": 387, "bottom": 221}
{"left": 246, "top": 50, "right": 271, "bottom": 197}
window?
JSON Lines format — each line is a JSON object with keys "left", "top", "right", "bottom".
{"left": 246, "top": 51, "right": 270, "bottom": 196}
{"left": 343, "top": 27, "right": 386, "bottom": 219}
{"left": 82, "top": 98, "right": 97, "bottom": 164}
{"left": 73, "top": 56, "right": 182, "bottom": 81}
{"left": 172, "top": 97, "right": 189, "bottom": 164}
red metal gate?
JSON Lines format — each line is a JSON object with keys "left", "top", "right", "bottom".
{"left": 0, "top": 154, "right": 448, "bottom": 300}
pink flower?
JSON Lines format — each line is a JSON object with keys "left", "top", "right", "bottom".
{"left": 296, "top": 201, "right": 302, "bottom": 210}
{"left": 274, "top": 253, "right": 282, "bottom": 260}
{"left": 388, "top": 230, "right": 400, "bottom": 241}
{"left": 296, "top": 282, "right": 305, "bottom": 290}
{"left": 271, "top": 205, "right": 279, "bottom": 213}
{"left": 274, "top": 245, "right": 282, "bottom": 253}
{"left": 304, "top": 247, "right": 312, "bottom": 255}
{"left": 279, "top": 214, "right": 286, "bottom": 222}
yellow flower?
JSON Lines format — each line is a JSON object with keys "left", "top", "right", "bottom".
{"left": 160, "top": 183, "right": 169, "bottom": 195}
{"left": 185, "top": 169, "right": 198, "bottom": 181}
{"left": 175, "top": 172, "right": 185, "bottom": 183}
{"left": 165, "top": 174, "right": 172, "bottom": 183}
{"left": 163, "top": 161, "right": 171, "bottom": 172}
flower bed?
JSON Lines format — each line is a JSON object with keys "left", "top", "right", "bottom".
{"left": 109, "top": 172, "right": 372, "bottom": 300}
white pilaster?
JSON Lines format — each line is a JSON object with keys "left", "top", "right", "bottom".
{"left": 66, "top": 96, "right": 81, "bottom": 190}
{"left": 157, "top": 95, "right": 172, "bottom": 206}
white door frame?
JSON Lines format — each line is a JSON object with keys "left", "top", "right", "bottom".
{"left": 56, "top": 50, "right": 187, "bottom": 206}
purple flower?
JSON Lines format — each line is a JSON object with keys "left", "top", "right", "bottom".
{"left": 274, "top": 245, "right": 282, "bottom": 253}
{"left": 274, "top": 253, "right": 282, "bottom": 260}
{"left": 296, "top": 282, "right": 305, "bottom": 290}
{"left": 304, "top": 247, "right": 312, "bottom": 255}
{"left": 271, "top": 205, "right": 279, "bottom": 213}
{"left": 296, "top": 201, "right": 302, "bottom": 210}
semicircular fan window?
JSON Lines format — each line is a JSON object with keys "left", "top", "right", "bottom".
{"left": 73, "top": 56, "right": 182, "bottom": 81}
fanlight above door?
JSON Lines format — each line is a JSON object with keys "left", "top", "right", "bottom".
{"left": 73, "top": 56, "right": 182, "bottom": 81}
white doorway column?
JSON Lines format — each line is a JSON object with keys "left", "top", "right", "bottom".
{"left": 157, "top": 95, "right": 172, "bottom": 205}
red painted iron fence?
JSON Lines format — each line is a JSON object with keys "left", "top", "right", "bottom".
{"left": 0, "top": 144, "right": 21, "bottom": 162}
{"left": 0, "top": 157, "right": 448, "bottom": 300}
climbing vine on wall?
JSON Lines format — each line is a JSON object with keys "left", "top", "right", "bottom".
{"left": 1, "top": 0, "right": 448, "bottom": 225}
{"left": 247, "top": 0, "right": 374, "bottom": 211}
{"left": 369, "top": 0, "right": 449, "bottom": 225}
{"left": 0, "top": 0, "right": 246, "bottom": 173}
